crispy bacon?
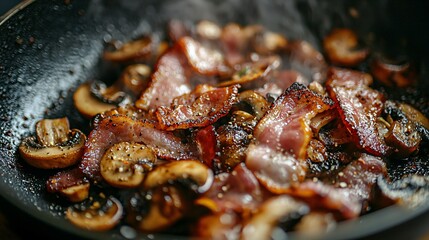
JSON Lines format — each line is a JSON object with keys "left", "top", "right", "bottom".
{"left": 46, "top": 167, "right": 87, "bottom": 193}
{"left": 334, "top": 153, "right": 387, "bottom": 202}
{"left": 287, "top": 153, "right": 387, "bottom": 220}
{"left": 287, "top": 40, "right": 328, "bottom": 83}
{"left": 80, "top": 115, "right": 196, "bottom": 181}
{"left": 254, "top": 82, "right": 333, "bottom": 160}
{"left": 196, "top": 163, "right": 265, "bottom": 214}
{"left": 155, "top": 84, "right": 239, "bottom": 130}
{"left": 179, "top": 36, "right": 229, "bottom": 76}
{"left": 326, "top": 67, "right": 390, "bottom": 156}
{"left": 246, "top": 144, "right": 306, "bottom": 193}
{"left": 135, "top": 46, "right": 191, "bottom": 110}
{"left": 286, "top": 181, "right": 361, "bottom": 220}
{"left": 194, "top": 125, "right": 217, "bottom": 168}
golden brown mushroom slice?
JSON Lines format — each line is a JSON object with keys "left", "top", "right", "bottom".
{"left": 323, "top": 28, "right": 369, "bottom": 67}
{"left": 196, "top": 20, "right": 222, "bottom": 40}
{"left": 103, "top": 36, "right": 168, "bottom": 63}
{"left": 74, "top": 64, "right": 151, "bottom": 119}
{"left": 398, "top": 103, "right": 429, "bottom": 130}
{"left": 60, "top": 183, "right": 91, "bottom": 203}
{"left": 73, "top": 83, "right": 116, "bottom": 119}
{"left": 100, "top": 142, "right": 156, "bottom": 188}
{"left": 18, "top": 117, "right": 86, "bottom": 169}
{"left": 66, "top": 196, "right": 123, "bottom": 231}
{"left": 142, "top": 160, "right": 213, "bottom": 192}
{"left": 103, "top": 36, "right": 153, "bottom": 63}
{"left": 371, "top": 54, "right": 416, "bottom": 87}
{"left": 120, "top": 64, "right": 151, "bottom": 96}
{"left": 133, "top": 160, "right": 214, "bottom": 232}
{"left": 137, "top": 185, "right": 190, "bottom": 232}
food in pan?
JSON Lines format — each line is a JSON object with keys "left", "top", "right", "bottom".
{"left": 18, "top": 19, "right": 429, "bottom": 239}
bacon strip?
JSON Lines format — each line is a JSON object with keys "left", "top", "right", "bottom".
{"left": 80, "top": 115, "right": 196, "bottom": 181}
{"left": 334, "top": 153, "right": 387, "bottom": 201}
{"left": 254, "top": 82, "right": 332, "bottom": 160}
{"left": 155, "top": 84, "right": 239, "bottom": 130}
{"left": 246, "top": 144, "right": 306, "bottom": 193}
{"left": 326, "top": 67, "right": 390, "bottom": 156}
{"left": 179, "top": 36, "right": 229, "bottom": 76}
{"left": 286, "top": 153, "right": 387, "bottom": 220}
{"left": 196, "top": 163, "right": 264, "bottom": 213}
{"left": 135, "top": 46, "right": 191, "bottom": 110}
{"left": 46, "top": 167, "right": 87, "bottom": 193}
{"left": 194, "top": 125, "right": 217, "bottom": 168}
{"left": 286, "top": 181, "right": 361, "bottom": 220}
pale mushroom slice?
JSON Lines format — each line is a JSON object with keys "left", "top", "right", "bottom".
{"left": 241, "top": 195, "right": 309, "bottom": 240}
{"left": 66, "top": 196, "right": 123, "bottom": 231}
{"left": 323, "top": 28, "right": 369, "bottom": 67}
{"left": 19, "top": 117, "right": 86, "bottom": 169}
{"left": 100, "top": 142, "right": 156, "bottom": 188}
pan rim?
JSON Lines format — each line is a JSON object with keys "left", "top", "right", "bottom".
{"left": 0, "top": 1, "right": 428, "bottom": 239}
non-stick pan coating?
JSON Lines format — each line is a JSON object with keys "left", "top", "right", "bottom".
{"left": 0, "top": 0, "right": 428, "bottom": 239}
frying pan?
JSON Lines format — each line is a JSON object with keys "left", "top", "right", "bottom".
{"left": 0, "top": 0, "right": 428, "bottom": 239}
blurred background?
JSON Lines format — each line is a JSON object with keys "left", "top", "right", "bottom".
{"left": 0, "top": 0, "right": 22, "bottom": 16}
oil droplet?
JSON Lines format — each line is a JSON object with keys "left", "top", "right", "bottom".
{"left": 120, "top": 225, "right": 137, "bottom": 239}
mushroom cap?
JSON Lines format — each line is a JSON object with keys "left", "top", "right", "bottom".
{"left": 19, "top": 129, "right": 86, "bottom": 169}
{"left": 142, "top": 160, "right": 213, "bottom": 193}
{"left": 100, "top": 142, "right": 156, "bottom": 188}
{"left": 66, "top": 197, "right": 123, "bottom": 231}
{"left": 73, "top": 83, "right": 116, "bottom": 119}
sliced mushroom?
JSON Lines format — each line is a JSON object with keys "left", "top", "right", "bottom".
{"left": 398, "top": 103, "right": 429, "bottom": 130}
{"left": 196, "top": 20, "right": 222, "bottom": 40}
{"left": 100, "top": 142, "right": 156, "bottom": 188}
{"left": 128, "top": 160, "right": 213, "bottom": 232}
{"left": 103, "top": 36, "right": 154, "bottom": 63}
{"left": 66, "top": 196, "right": 123, "bottom": 231}
{"left": 294, "top": 212, "right": 336, "bottom": 235}
{"left": 371, "top": 54, "right": 416, "bottom": 87}
{"left": 74, "top": 63, "right": 151, "bottom": 119}
{"left": 384, "top": 119, "right": 421, "bottom": 158}
{"left": 193, "top": 212, "right": 241, "bottom": 239}
{"left": 306, "top": 138, "right": 328, "bottom": 163}
{"left": 137, "top": 185, "right": 190, "bottom": 232}
{"left": 90, "top": 81, "right": 130, "bottom": 105}
{"left": 252, "top": 31, "right": 288, "bottom": 55}
{"left": 73, "top": 83, "right": 116, "bottom": 119}
{"left": 310, "top": 109, "right": 337, "bottom": 136}
{"left": 19, "top": 117, "right": 86, "bottom": 169}
{"left": 323, "top": 28, "right": 369, "bottom": 67}
{"left": 217, "top": 56, "right": 280, "bottom": 88}
{"left": 216, "top": 122, "right": 252, "bottom": 171}
{"left": 60, "top": 183, "right": 91, "bottom": 203}
{"left": 142, "top": 160, "right": 213, "bottom": 193}
{"left": 46, "top": 167, "right": 90, "bottom": 202}
{"left": 241, "top": 195, "right": 309, "bottom": 240}
{"left": 120, "top": 64, "right": 151, "bottom": 96}
{"left": 235, "top": 90, "right": 269, "bottom": 121}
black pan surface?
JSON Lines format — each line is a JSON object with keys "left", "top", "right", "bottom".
{"left": 0, "top": 0, "right": 428, "bottom": 239}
